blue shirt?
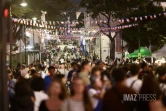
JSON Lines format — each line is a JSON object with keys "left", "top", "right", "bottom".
{"left": 44, "top": 75, "right": 56, "bottom": 92}
{"left": 8, "top": 80, "right": 15, "bottom": 99}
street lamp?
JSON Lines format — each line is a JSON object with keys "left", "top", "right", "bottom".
{"left": 20, "top": 0, "right": 27, "bottom": 7}
{"left": 32, "top": 17, "right": 37, "bottom": 21}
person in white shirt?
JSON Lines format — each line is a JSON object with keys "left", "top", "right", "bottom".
{"left": 58, "top": 64, "right": 69, "bottom": 78}
{"left": 89, "top": 76, "right": 106, "bottom": 111}
{"left": 30, "top": 77, "right": 48, "bottom": 111}
{"left": 20, "top": 65, "right": 28, "bottom": 78}
{"left": 126, "top": 64, "right": 142, "bottom": 93}
{"left": 88, "top": 67, "right": 107, "bottom": 111}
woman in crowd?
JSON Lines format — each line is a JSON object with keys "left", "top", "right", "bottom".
{"left": 30, "top": 69, "right": 40, "bottom": 78}
{"left": 10, "top": 79, "right": 35, "bottom": 111}
{"left": 58, "top": 64, "right": 69, "bottom": 78}
{"left": 91, "top": 67, "right": 101, "bottom": 79}
{"left": 71, "top": 64, "right": 81, "bottom": 82}
{"left": 137, "top": 75, "right": 166, "bottom": 111}
{"left": 61, "top": 77, "right": 93, "bottom": 111}
{"left": 39, "top": 80, "right": 68, "bottom": 111}
{"left": 89, "top": 76, "right": 107, "bottom": 111}
{"left": 55, "top": 74, "right": 67, "bottom": 85}
{"left": 101, "top": 70, "right": 111, "bottom": 89}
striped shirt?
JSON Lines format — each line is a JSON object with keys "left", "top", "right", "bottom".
{"left": 60, "top": 98, "right": 85, "bottom": 111}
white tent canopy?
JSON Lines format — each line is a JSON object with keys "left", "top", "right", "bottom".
{"left": 155, "top": 44, "right": 166, "bottom": 54}
{"left": 153, "top": 44, "right": 166, "bottom": 58}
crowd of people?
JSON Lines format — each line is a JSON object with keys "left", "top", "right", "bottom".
{"left": 43, "top": 43, "right": 94, "bottom": 65}
{"left": 7, "top": 59, "right": 166, "bottom": 111}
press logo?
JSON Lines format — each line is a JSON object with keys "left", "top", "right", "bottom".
{"left": 122, "top": 93, "right": 156, "bottom": 102}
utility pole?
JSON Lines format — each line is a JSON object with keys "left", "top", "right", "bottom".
{"left": 137, "top": 0, "right": 142, "bottom": 60}
{"left": 19, "top": 27, "right": 24, "bottom": 65}
{"left": 33, "top": 24, "right": 35, "bottom": 62}
{"left": 121, "top": 30, "right": 123, "bottom": 58}
{"left": 40, "top": 11, "right": 47, "bottom": 63}
{"left": 0, "top": 0, "right": 9, "bottom": 110}
{"left": 100, "top": 32, "right": 102, "bottom": 60}
{"left": 9, "top": 5, "right": 12, "bottom": 67}
{"left": 24, "top": 25, "right": 27, "bottom": 65}
{"left": 32, "top": 17, "right": 37, "bottom": 63}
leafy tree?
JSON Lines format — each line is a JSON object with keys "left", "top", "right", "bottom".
{"left": 11, "top": 0, "right": 78, "bottom": 43}
{"left": 80, "top": 0, "right": 140, "bottom": 58}
{"left": 80, "top": 0, "right": 164, "bottom": 58}
{"left": 11, "top": 4, "right": 33, "bottom": 18}
{"left": 122, "top": 17, "right": 166, "bottom": 53}
{"left": 12, "top": 0, "right": 77, "bottom": 20}
{"left": 122, "top": 1, "right": 166, "bottom": 52}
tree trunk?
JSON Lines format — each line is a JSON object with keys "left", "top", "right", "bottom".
{"left": 110, "top": 38, "right": 115, "bottom": 59}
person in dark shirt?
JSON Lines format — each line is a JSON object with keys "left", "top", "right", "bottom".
{"left": 102, "top": 68, "right": 136, "bottom": 111}
{"left": 156, "top": 66, "right": 166, "bottom": 106}
{"left": 139, "top": 62, "right": 149, "bottom": 79}
{"left": 67, "top": 62, "right": 78, "bottom": 80}
{"left": 67, "top": 62, "right": 80, "bottom": 88}
{"left": 44, "top": 66, "right": 56, "bottom": 92}
{"left": 10, "top": 79, "right": 34, "bottom": 111}
{"left": 96, "top": 61, "right": 105, "bottom": 72}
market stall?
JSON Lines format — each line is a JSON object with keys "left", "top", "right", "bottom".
{"left": 127, "top": 47, "right": 152, "bottom": 58}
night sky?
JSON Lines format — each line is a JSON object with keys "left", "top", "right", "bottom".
{"left": 69, "top": 0, "right": 81, "bottom": 4}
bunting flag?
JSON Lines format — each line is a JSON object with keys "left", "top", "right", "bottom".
{"left": 12, "top": 12, "right": 166, "bottom": 32}
{"left": 122, "top": 19, "right": 124, "bottom": 23}
{"left": 150, "top": 15, "right": 153, "bottom": 19}
{"left": 126, "top": 18, "right": 130, "bottom": 22}
{"left": 140, "top": 17, "right": 143, "bottom": 21}
{"left": 119, "top": 19, "right": 121, "bottom": 23}
{"left": 118, "top": 12, "right": 166, "bottom": 23}
{"left": 164, "top": 12, "right": 166, "bottom": 16}
{"left": 98, "top": 23, "right": 138, "bottom": 32}
{"left": 13, "top": 12, "right": 166, "bottom": 28}
{"left": 26, "top": 23, "right": 138, "bottom": 37}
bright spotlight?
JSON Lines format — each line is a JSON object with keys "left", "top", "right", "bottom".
{"left": 20, "top": 0, "right": 27, "bottom": 7}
